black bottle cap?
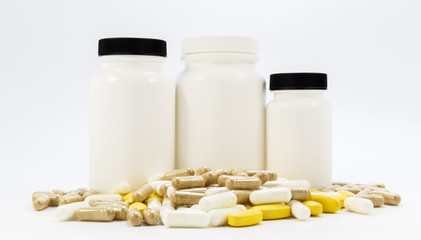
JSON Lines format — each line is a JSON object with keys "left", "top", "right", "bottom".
{"left": 98, "top": 38, "right": 167, "bottom": 57}
{"left": 270, "top": 73, "right": 327, "bottom": 90}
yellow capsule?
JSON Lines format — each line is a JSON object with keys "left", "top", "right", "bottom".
{"left": 250, "top": 204, "right": 290, "bottom": 220}
{"left": 171, "top": 176, "right": 205, "bottom": 189}
{"left": 330, "top": 193, "right": 348, "bottom": 208}
{"left": 290, "top": 188, "right": 311, "bottom": 201}
{"left": 129, "top": 202, "right": 147, "bottom": 212}
{"left": 77, "top": 207, "right": 115, "bottom": 222}
{"left": 162, "top": 168, "right": 195, "bottom": 180}
{"left": 128, "top": 208, "right": 143, "bottom": 226}
{"left": 310, "top": 194, "right": 341, "bottom": 213}
{"left": 302, "top": 200, "right": 323, "bottom": 216}
{"left": 337, "top": 190, "right": 355, "bottom": 198}
{"left": 225, "top": 177, "right": 261, "bottom": 190}
{"left": 196, "top": 166, "right": 211, "bottom": 176}
{"left": 33, "top": 195, "right": 50, "bottom": 211}
{"left": 132, "top": 184, "right": 153, "bottom": 203}
{"left": 228, "top": 209, "right": 263, "bottom": 227}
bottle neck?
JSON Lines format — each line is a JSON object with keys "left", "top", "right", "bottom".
{"left": 100, "top": 55, "right": 165, "bottom": 71}
{"left": 183, "top": 53, "right": 258, "bottom": 67}
{"left": 273, "top": 90, "right": 326, "bottom": 100}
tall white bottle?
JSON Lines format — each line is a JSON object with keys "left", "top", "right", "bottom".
{"left": 90, "top": 38, "right": 175, "bottom": 193}
{"left": 266, "top": 73, "right": 331, "bottom": 189}
{"left": 176, "top": 36, "right": 265, "bottom": 170}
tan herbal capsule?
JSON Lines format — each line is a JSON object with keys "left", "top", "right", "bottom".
{"left": 32, "top": 192, "right": 50, "bottom": 200}
{"left": 380, "top": 192, "right": 401, "bottom": 206}
{"left": 77, "top": 188, "right": 89, "bottom": 196}
{"left": 179, "top": 187, "right": 207, "bottom": 194}
{"left": 356, "top": 182, "right": 385, "bottom": 188}
{"left": 229, "top": 168, "right": 249, "bottom": 176}
{"left": 366, "top": 187, "right": 389, "bottom": 193}
{"left": 159, "top": 183, "right": 171, "bottom": 197}
{"left": 33, "top": 195, "right": 50, "bottom": 211}
{"left": 233, "top": 190, "right": 252, "bottom": 204}
{"left": 215, "top": 169, "right": 229, "bottom": 177}
{"left": 82, "top": 190, "right": 96, "bottom": 199}
{"left": 58, "top": 194, "right": 83, "bottom": 205}
{"left": 132, "top": 184, "right": 153, "bottom": 203}
{"left": 128, "top": 208, "right": 143, "bottom": 226}
{"left": 332, "top": 181, "right": 350, "bottom": 186}
{"left": 356, "top": 194, "right": 385, "bottom": 207}
{"left": 32, "top": 192, "right": 60, "bottom": 206}
{"left": 201, "top": 171, "right": 218, "bottom": 186}
{"left": 172, "top": 176, "right": 206, "bottom": 189}
{"left": 253, "top": 172, "right": 268, "bottom": 185}
{"left": 67, "top": 191, "right": 81, "bottom": 196}
{"left": 336, "top": 185, "right": 362, "bottom": 194}
{"left": 226, "top": 177, "right": 261, "bottom": 190}
{"left": 246, "top": 170, "right": 259, "bottom": 176}
{"left": 321, "top": 185, "right": 341, "bottom": 192}
{"left": 358, "top": 189, "right": 372, "bottom": 195}
{"left": 162, "top": 168, "right": 195, "bottom": 180}
{"left": 143, "top": 208, "right": 160, "bottom": 225}
{"left": 51, "top": 189, "right": 66, "bottom": 195}
{"left": 263, "top": 170, "right": 278, "bottom": 181}
{"left": 170, "top": 191, "right": 205, "bottom": 205}
{"left": 77, "top": 207, "right": 115, "bottom": 221}
{"left": 111, "top": 206, "right": 128, "bottom": 220}
{"left": 217, "top": 175, "right": 242, "bottom": 187}
{"left": 290, "top": 188, "right": 311, "bottom": 201}
{"left": 196, "top": 167, "right": 211, "bottom": 176}
{"left": 89, "top": 200, "right": 128, "bottom": 207}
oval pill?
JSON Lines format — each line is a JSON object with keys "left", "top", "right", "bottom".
{"left": 310, "top": 193, "right": 341, "bottom": 213}
{"left": 228, "top": 209, "right": 263, "bottom": 227}
{"left": 250, "top": 204, "right": 290, "bottom": 220}
{"left": 302, "top": 200, "right": 323, "bottom": 216}
{"left": 199, "top": 191, "right": 237, "bottom": 212}
{"left": 249, "top": 188, "right": 291, "bottom": 205}
{"left": 344, "top": 197, "right": 373, "bottom": 214}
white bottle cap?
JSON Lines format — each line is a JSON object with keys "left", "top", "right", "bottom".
{"left": 182, "top": 35, "right": 258, "bottom": 55}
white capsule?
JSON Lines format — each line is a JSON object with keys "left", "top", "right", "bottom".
{"left": 148, "top": 172, "right": 164, "bottom": 183}
{"left": 288, "top": 200, "right": 310, "bottom": 220}
{"left": 249, "top": 187, "right": 291, "bottom": 205}
{"left": 166, "top": 186, "right": 176, "bottom": 198}
{"left": 55, "top": 202, "right": 90, "bottom": 221}
{"left": 164, "top": 210, "right": 210, "bottom": 228}
{"left": 190, "top": 204, "right": 200, "bottom": 209}
{"left": 199, "top": 191, "right": 237, "bottom": 212}
{"left": 208, "top": 205, "right": 246, "bottom": 227}
{"left": 205, "top": 187, "right": 229, "bottom": 196}
{"left": 84, "top": 194, "right": 122, "bottom": 203}
{"left": 146, "top": 198, "right": 162, "bottom": 212}
{"left": 150, "top": 180, "right": 171, "bottom": 195}
{"left": 160, "top": 205, "right": 175, "bottom": 225}
{"left": 345, "top": 197, "right": 373, "bottom": 214}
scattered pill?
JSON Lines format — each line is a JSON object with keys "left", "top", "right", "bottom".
{"left": 143, "top": 208, "right": 160, "bottom": 225}
{"left": 199, "top": 191, "right": 237, "bottom": 212}
{"left": 164, "top": 210, "right": 210, "bottom": 228}
{"left": 55, "top": 202, "right": 90, "bottom": 221}
{"left": 33, "top": 195, "right": 50, "bottom": 211}
{"left": 163, "top": 168, "right": 195, "bottom": 180}
{"left": 356, "top": 194, "right": 385, "bottom": 207}
{"left": 89, "top": 200, "right": 128, "bottom": 207}
{"left": 226, "top": 177, "right": 261, "bottom": 190}
{"left": 59, "top": 195, "right": 83, "bottom": 205}
{"left": 208, "top": 205, "right": 246, "bottom": 226}
{"left": 233, "top": 190, "right": 252, "bottom": 204}
{"left": 228, "top": 209, "right": 263, "bottom": 227}
{"left": 84, "top": 194, "right": 122, "bottom": 203}
{"left": 250, "top": 204, "right": 290, "bottom": 220}
{"left": 288, "top": 200, "right": 311, "bottom": 220}
{"left": 253, "top": 172, "right": 268, "bottom": 185}
{"left": 302, "top": 200, "right": 323, "bottom": 216}
{"left": 249, "top": 188, "right": 291, "bottom": 205}
{"left": 179, "top": 187, "right": 207, "bottom": 194}
{"left": 196, "top": 167, "right": 211, "bottom": 176}
{"left": 172, "top": 176, "right": 206, "bottom": 189}
{"left": 344, "top": 197, "right": 373, "bottom": 214}
{"left": 32, "top": 192, "right": 59, "bottom": 206}
{"left": 205, "top": 187, "right": 229, "bottom": 196}
{"left": 170, "top": 191, "right": 205, "bottom": 205}
{"left": 379, "top": 192, "right": 401, "bottom": 206}
{"left": 217, "top": 175, "right": 241, "bottom": 187}
{"left": 127, "top": 208, "right": 143, "bottom": 226}
{"left": 201, "top": 171, "right": 218, "bottom": 186}
{"left": 290, "top": 188, "right": 311, "bottom": 201}
{"left": 132, "top": 184, "right": 153, "bottom": 203}
{"left": 77, "top": 207, "right": 116, "bottom": 221}
{"left": 262, "top": 170, "right": 278, "bottom": 181}
{"left": 111, "top": 205, "right": 128, "bottom": 220}
{"left": 310, "top": 193, "right": 341, "bottom": 213}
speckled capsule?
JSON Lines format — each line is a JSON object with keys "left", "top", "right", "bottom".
{"left": 162, "top": 168, "right": 195, "bottom": 180}
{"left": 132, "top": 184, "right": 153, "bottom": 203}
{"left": 201, "top": 171, "right": 218, "bottom": 186}
{"left": 32, "top": 192, "right": 60, "bottom": 206}
{"left": 143, "top": 208, "right": 160, "bottom": 225}
{"left": 172, "top": 176, "right": 206, "bottom": 189}
{"left": 233, "top": 190, "right": 252, "bottom": 204}
{"left": 33, "top": 194, "right": 50, "bottom": 211}
{"left": 226, "top": 177, "right": 261, "bottom": 190}
{"left": 356, "top": 194, "right": 385, "bottom": 207}
{"left": 253, "top": 172, "right": 269, "bottom": 185}
{"left": 290, "top": 188, "right": 311, "bottom": 201}
{"left": 170, "top": 191, "right": 205, "bottom": 205}
{"left": 58, "top": 194, "right": 83, "bottom": 205}
{"left": 127, "top": 208, "right": 143, "bottom": 226}
{"left": 77, "top": 207, "right": 115, "bottom": 221}
{"left": 196, "top": 167, "right": 211, "bottom": 176}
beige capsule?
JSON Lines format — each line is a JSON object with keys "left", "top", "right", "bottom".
{"left": 111, "top": 205, "right": 128, "bottom": 220}
{"left": 32, "top": 192, "right": 60, "bottom": 206}
{"left": 143, "top": 208, "right": 160, "bottom": 225}
{"left": 246, "top": 170, "right": 260, "bottom": 176}
{"left": 172, "top": 176, "right": 206, "bottom": 189}
{"left": 217, "top": 175, "right": 242, "bottom": 187}
{"left": 162, "top": 168, "right": 195, "bottom": 180}
{"left": 179, "top": 187, "right": 207, "bottom": 194}
{"left": 233, "top": 190, "right": 252, "bottom": 204}
{"left": 214, "top": 169, "right": 229, "bottom": 177}
{"left": 170, "top": 191, "right": 205, "bottom": 205}
{"left": 89, "top": 200, "right": 128, "bottom": 207}
{"left": 262, "top": 170, "right": 278, "bottom": 181}
{"left": 67, "top": 191, "right": 81, "bottom": 196}
{"left": 132, "top": 184, "right": 153, "bottom": 203}
{"left": 77, "top": 188, "right": 89, "bottom": 196}
{"left": 332, "top": 181, "right": 350, "bottom": 186}
{"left": 51, "top": 189, "right": 67, "bottom": 196}
{"left": 33, "top": 194, "right": 50, "bottom": 211}
{"left": 290, "top": 188, "right": 311, "bottom": 201}
{"left": 158, "top": 183, "right": 171, "bottom": 197}
{"left": 196, "top": 167, "right": 211, "bottom": 176}
{"left": 226, "top": 177, "right": 261, "bottom": 190}
{"left": 357, "top": 194, "right": 385, "bottom": 207}
{"left": 127, "top": 208, "right": 143, "bottom": 226}
{"left": 253, "top": 172, "right": 269, "bottom": 185}
{"left": 356, "top": 182, "right": 385, "bottom": 188}
{"left": 77, "top": 207, "right": 115, "bottom": 222}
{"left": 58, "top": 194, "right": 83, "bottom": 206}
{"left": 229, "top": 168, "right": 249, "bottom": 177}
{"left": 201, "top": 171, "right": 218, "bottom": 186}
{"left": 377, "top": 192, "right": 401, "bottom": 206}
{"left": 82, "top": 190, "right": 96, "bottom": 199}
{"left": 336, "top": 185, "right": 362, "bottom": 194}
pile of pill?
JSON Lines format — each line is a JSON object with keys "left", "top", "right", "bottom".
{"left": 33, "top": 167, "right": 401, "bottom": 227}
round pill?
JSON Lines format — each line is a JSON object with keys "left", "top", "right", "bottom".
{"left": 302, "top": 200, "right": 323, "bottom": 216}
{"left": 228, "top": 209, "right": 263, "bottom": 227}
{"left": 250, "top": 204, "right": 290, "bottom": 220}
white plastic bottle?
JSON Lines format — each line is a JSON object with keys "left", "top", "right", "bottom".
{"left": 90, "top": 38, "right": 175, "bottom": 193}
{"left": 176, "top": 35, "right": 265, "bottom": 170}
{"left": 266, "top": 73, "right": 331, "bottom": 189}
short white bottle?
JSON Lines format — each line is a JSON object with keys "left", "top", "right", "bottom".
{"left": 176, "top": 35, "right": 265, "bottom": 170}
{"left": 266, "top": 73, "right": 331, "bottom": 189}
{"left": 90, "top": 38, "right": 175, "bottom": 193}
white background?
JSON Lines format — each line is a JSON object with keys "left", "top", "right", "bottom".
{"left": 0, "top": 0, "right": 420, "bottom": 239}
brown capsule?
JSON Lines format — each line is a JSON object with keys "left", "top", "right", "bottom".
{"left": 217, "top": 175, "right": 242, "bottom": 187}
{"left": 82, "top": 190, "right": 96, "bottom": 199}
{"left": 332, "top": 181, "right": 350, "bottom": 186}
{"left": 51, "top": 189, "right": 67, "bottom": 196}
{"left": 162, "top": 168, "right": 195, "bottom": 180}
{"left": 214, "top": 169, "right": 229, "bottom": 177}
{"left": 143, "top": 208, "right": 160, "bottom": 225}
{"left": 111, "top": 206, "right": 128, "bottom": 220}
{"left": 290, "top": 188, "right": 311, "bottom": 201}
{"left": 32, "top": 192, "right": 59, "bottom": 206}
{"left": 253, "top": 172, "right": 269, "bottom": 185}
{"left": 67, "top": 191, "right": 81, "bottom": 196}
{"left": 58, "top": 194, "right": 83, "bottom": 205}
{"left": 33, "top": 195, "right": 50, "bottom": 211}
{"left": 246, "top": 170, "right": 260, "bottom": 176}
{"left": 77, "top": 188, "right": 89, "bottom": 196}
{"left": 179, "top": 187, "right": 207, "bottom": 194}
{"left": 262, "top": 170, "right": 278, "bottom": 181}
{"left": 356, "top": 182, "right": 385, "bottom": 188}
{"left": 201, "top": 171, "right": 218, "bottom": 186}
{"left": 158, "top": 183, "right": 171, "bottom": 197}
{"left": 233, "top": 190, "right": 252, "bottom": 204}
{"left": 132, "top": 184, "right": 153, "bottom": 203}
{"left": 172, "top": 176, "right": 206, "bottom": 189}
{"left": 196, "top": 167, "right": 211, "bottom": 176}
{"left": 336, "top": 185, "right": 362, "bottom": 194}
{"left": 77, "top": 207, "right": 115, "bottom": 222}
{"left": 226, "top": 177, "right": 261, "bottom": 190}
{"left": 380, "top": 192, "right": 401, "bottom": 206}
{"left": 32, "top": 192, "right": 50, "bottom": 200}
{"left": 357, "top": 194, "right": 385, "bottom": 207}
{"left": 128, "top": 208, "right": 143, "bottom": 226}
{"left": 229, "top": 168, "right": 249, "bottom": 176}
{"left": 365, "top": 187, "right": 389, "bottom": 193}
{"left": 89, "top": 199, "right": 128, "bottom": 207}
{"left": 170, "top": 191, "right": 204, "bottom": 205}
